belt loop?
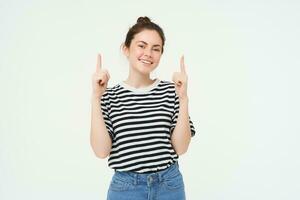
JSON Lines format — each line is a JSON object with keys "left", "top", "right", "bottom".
{"left": 158, "top": 171, "right": 162, "bottom": 182}
{"left": 134, "top": 173, "right": 138, "bottom": 185}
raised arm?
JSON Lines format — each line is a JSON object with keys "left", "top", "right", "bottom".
{"left": 171, "top": 55, "right": 192, "bottom": 155}
{"left": 90, "top": 54, "right": 112, "bottom": 159}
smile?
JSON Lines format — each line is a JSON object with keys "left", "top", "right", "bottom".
{"left": 139, "top": 59, "right": 153, "bottom": 64}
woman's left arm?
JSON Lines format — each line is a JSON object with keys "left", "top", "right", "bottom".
{"left": 171, "top": 56, "right": 193, "bottom": 155}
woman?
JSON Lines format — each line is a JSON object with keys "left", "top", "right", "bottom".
{"left": 90, "top": 16, "right": 196, "bottom": 200}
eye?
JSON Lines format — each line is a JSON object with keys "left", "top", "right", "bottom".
{"left": 153, "top": 48, "right": 161, "bottom": 52}
{"left": 138, "top": 45, "right": 145, "bottom": 48}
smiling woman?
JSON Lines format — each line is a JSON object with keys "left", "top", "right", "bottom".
{"left": 90, "top": 16, "right": 196, "bottom": 200}
{"left": 123, "top": 29, "right": 163, "bottom": 79}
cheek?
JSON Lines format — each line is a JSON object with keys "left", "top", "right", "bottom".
{"left": 135, "top": 50, "right": 144, "bottom": 58}
{"left": 130, "top": 47, "right": 143, "bottom": 56}
{"left": 154, "top": 53, "right": 162, "bottom": 62}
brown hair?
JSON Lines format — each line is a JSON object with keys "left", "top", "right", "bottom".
{"left": 123, "top": 16, "right": 166, "bottom": 53}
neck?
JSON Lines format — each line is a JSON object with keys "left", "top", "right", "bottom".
{"left": 125, "top": 69, "right": 156, "bottom": 88}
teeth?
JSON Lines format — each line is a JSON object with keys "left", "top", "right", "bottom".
{"left": 140, "top": 59, "right": 152, "bottom": 64}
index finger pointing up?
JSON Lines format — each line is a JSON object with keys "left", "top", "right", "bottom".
{"left": 180, "top": 55, "right": 186, "bottom": 74}
{"left": 96, "top": 53, "right": 102, "bottom": 72}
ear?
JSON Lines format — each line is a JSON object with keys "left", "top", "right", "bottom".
{"left": 122, "top": 44, "right": 129, "bottom": 57}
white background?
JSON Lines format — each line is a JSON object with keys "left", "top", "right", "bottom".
{"left": 1, "top": 0, "right": 299, "bottom": 199}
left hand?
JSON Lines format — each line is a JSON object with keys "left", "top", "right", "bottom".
{"left": 172, "top": 55, "right": 188, "bottom": 100}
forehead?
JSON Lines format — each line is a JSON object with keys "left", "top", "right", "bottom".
{"left": 132, "top": 29, "right": 162, "bottom": 46}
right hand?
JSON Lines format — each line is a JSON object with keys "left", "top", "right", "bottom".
{"left": 92, "top": 53, "right": 110, "bottom": 98}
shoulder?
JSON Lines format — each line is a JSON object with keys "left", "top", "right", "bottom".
{"left": 158, "top": 80, "right": 177, "bottom": 94}
{"left": 106, "top": 84, "right": 121, "bottom": 93}
{"left": 158, "top": 80, "right": 179, "bottom": 102}
{"left": 101, "top": 84, "right": 122, "bottom": 100}
{"left": 158, "top": 80, "right": 176, "bottom": 89}
{"left": 159, "top": 80, "right": 174, "bottom": 86}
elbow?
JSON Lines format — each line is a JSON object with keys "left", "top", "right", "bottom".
{"left": 176, "top": 148, "right": 188, "bottom": 156}
{"left": 93, "top": 150, "right": 109, "bottom": 159}
{"left": 90, "top": 137, "right": 111, "bottom": 159}
{"left": 172, "top": 137, "right": 191, "bottom": 156}
{"left": 174, "top": 142, "right": 190, "bottom": 155}
{"left": 90, "top": 143, "right": 110, "bottom": 159}
{"left": 95, "top": 152, "right": 109, "bottom": 159}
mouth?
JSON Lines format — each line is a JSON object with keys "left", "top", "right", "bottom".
{"left": 139, "top": 59, "right": 153, "bottom": 65}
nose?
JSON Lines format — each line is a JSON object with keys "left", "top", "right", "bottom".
{"left": 144, "top": 47, "right": 152, "bottom": 57}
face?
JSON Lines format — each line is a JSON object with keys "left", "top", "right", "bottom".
{"left": 124, "top": 29, "right": 163, "bottom": 75}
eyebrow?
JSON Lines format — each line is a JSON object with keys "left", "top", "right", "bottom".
{"left": 136, "top": 41, "right": 162, "bottom": 48}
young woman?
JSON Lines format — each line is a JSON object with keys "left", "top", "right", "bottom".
{"left": 90, "top": 16, "right": 196, "bottom": 200}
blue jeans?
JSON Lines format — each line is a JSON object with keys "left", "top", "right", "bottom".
{"left": 106, "top": 162, "right": 186, "bottom": 200}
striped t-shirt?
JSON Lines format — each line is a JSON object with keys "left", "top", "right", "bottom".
{"left": 100, "top": 78, "right": 196, "bottom": 173}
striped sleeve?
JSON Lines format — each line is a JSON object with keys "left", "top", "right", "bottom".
{"left": 170, "top": 94, "right": 196, "bottom": 137}
{"left": 100, "top": 92, "right": 115, "bottom": 140}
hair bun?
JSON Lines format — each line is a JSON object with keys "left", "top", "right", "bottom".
{"left": 137, "top": 16, "right": 151, "bottom": 24}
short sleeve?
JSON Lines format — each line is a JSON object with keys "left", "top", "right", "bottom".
{"left": 100, "top": 92, "right": 114, "bottom": 141}
{"left": 170, "top": 94, "right": 196, "bottom": 137}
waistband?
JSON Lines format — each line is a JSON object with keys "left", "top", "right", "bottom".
{"left": 113, "top": 162, "right": 180, "bottom": 184}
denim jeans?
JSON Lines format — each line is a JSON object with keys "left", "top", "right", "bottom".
{"left": 106, "top": 162, "right": 186, "bottom": 200}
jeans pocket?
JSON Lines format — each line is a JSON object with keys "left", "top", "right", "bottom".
{"left": 109, "top": 176, "right": 134, "bottom": 192}
{"left": 163, "top": 173, "right": 184, "bottom": 190}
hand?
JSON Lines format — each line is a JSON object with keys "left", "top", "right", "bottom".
{"left": 172, "top": 55, "right": 188, "bottom": 100}
{"left": 92, "top": 53, "right": 110, "bottom": 98}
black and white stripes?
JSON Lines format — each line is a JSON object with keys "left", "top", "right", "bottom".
{"left": 100, "top": 79, "right": 195, "bottom": 173}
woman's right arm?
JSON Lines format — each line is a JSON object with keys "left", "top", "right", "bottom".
{"left": 90, "top": 54, "right": 112, "bottom": 159}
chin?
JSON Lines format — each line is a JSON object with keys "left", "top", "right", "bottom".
{"left": 139, "top": 69, "right": 154, "bottom": 75}
{"left": 135, "top": 65, "right": 156, "bottom": 74}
